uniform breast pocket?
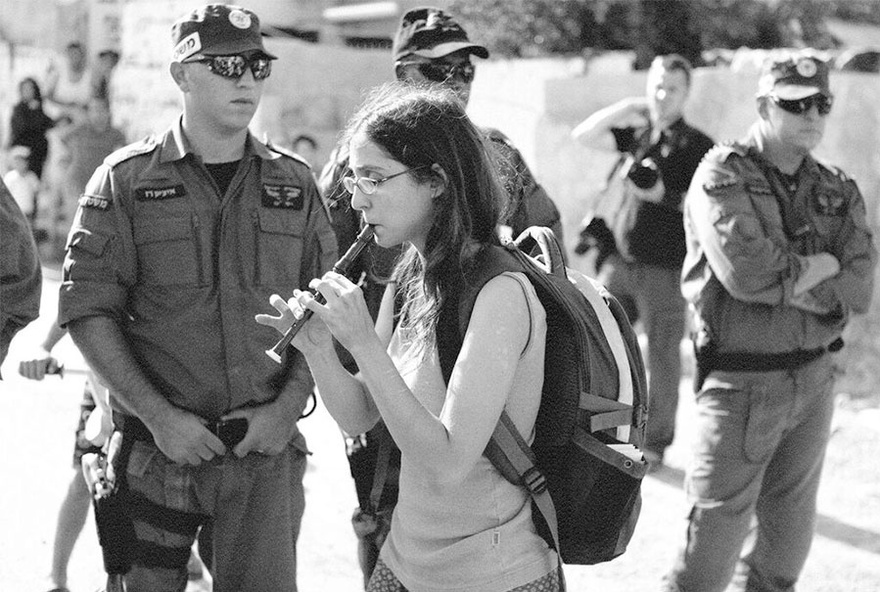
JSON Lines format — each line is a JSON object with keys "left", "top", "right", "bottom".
{"left": 254, "top": 208, "right": 306, "bottom": 287}
{"left": 133, "top": 215, "right": 204, "bottom": 286}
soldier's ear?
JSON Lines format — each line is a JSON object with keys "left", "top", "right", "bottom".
{"left": 756, "top": 95, "right": 771, "bottom": 120}
{"left": 170, "top": 61, "right": 189, "bottom": 91}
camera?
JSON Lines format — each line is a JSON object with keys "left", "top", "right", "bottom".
{"left": 574, "top": 216, "right": 618, "bottom": 269}
{"left": 626, "top": 158, "right": 660, "bottom": 190}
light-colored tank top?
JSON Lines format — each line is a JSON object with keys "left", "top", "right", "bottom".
{"left": 381, "top": 272, "right": 556, "bottom": 592}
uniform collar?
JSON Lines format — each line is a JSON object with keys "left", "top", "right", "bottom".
{"left": 159, "top": 115, "right": 278, "bottom": 163}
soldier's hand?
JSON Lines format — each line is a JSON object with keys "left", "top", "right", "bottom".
{"left": 224, "top": 400, "right": 298, "bottom": 458}
{"left": 149, "top": 409, "right": 226, "bottom": 465}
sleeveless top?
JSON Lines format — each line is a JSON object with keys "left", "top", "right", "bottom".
{"left": 381, "top": 272, "right": 556, "bottom": 592}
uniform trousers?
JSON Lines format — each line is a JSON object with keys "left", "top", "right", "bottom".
{"left": 600, "top": 256, "right": 687, "bottom": 455}
{"left": 665, "top": 355, "right": 835, "bottom": 592}
{"left": 123, "top": 438, "right": 307, "bottom": 592}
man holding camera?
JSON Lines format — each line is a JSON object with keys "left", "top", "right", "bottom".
{"left": 59, "top": 5, "right": 336, "bottom": 590}
{"left": 571, "top": 54, "right": 714, "bottom": 469}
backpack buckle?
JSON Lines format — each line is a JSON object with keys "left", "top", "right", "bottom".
{"left": 522, "top": 466, "right": 547, "bottom": 495}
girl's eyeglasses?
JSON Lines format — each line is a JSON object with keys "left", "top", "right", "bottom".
{"left": 342, "top": 165, "right": 428, "bottom": 195}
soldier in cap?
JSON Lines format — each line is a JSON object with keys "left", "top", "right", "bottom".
{"left": 59, "top": 5, "right": 336, "bottom": 590}
{"left": 662, "top": 50, "right": 876, "bottom": 592}
{"left": 317, "top": 7, "right": 565, "bottom": 586}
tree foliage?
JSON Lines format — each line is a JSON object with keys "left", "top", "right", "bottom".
{"left": 448, "top": 0, "right": 873, "bottom": 64}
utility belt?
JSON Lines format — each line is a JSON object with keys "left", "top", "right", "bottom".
{"left": 694, "top": 337, "right": 843, "bottom": 392}
{"left": 115, "top": 414, "right": 249, "bottom": 449}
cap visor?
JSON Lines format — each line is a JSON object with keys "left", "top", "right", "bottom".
{"left": 773, "top": 85, "right": 826, "bottom": 100}
{"left": 410, "top": 41, "right": 489, "bottom": 60}
{"left": 202, "top": 41, "right": 277, "bottom": 60}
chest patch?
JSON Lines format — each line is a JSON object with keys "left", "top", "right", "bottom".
{"left": 813, "top": 191, "right": 847, "bottom": 216}
{"left": 136, "top": 185, "right": 187, "bottom": 201}
{"left": 263, "top": 184, "right": 303, "bottom": 209}
{"left": 79, "top": 194, "right": 110, "bottom": 210}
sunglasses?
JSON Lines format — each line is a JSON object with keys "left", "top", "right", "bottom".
{"left": 770, "top": 94, "right": 833, "bottom": 116}
{"left": 415, "top": 61, "right": 475, "bottom": 84}
{"left": 342, "top": 166, "right": 427, "bottom": 195}
{"left": 187, "top": 55, "right": 272, "bottom": 81}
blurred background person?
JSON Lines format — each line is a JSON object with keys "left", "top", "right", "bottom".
{"left": 8, "top": 77, "right": 56, "bottom": 180}
{"left": 51, "top": 96, "right": 126, "bottom": 260}
{"left": 570, "top": 54, "right": 715, "bottom": 470}
{"left": 93, "top": 49, "right": 121, "bottom": 102}
{"left": 4, "top": 145, "right": 42, "bottom": 226}
{"left": 44, "top": 41, "right": 94, "bottom": 123}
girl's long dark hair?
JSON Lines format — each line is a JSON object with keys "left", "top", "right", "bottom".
{"left": 341, "top": 82, "right": 507, "bottom": 350}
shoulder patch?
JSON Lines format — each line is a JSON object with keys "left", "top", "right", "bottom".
{"left": 103, "top": 135, "right": 159, "bottom": 168}
{"left": 78, "top": 193, "right": 111, "bottom": 210}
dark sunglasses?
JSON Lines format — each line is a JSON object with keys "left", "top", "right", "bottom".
{"left": 187, "top": 55, "right": 272, "bottom": 81}
{"left": 416, "top": 61, "right": 475, "bottom": 84}
{"left": 770, "top": 94, "right": 833, "bottom": 116}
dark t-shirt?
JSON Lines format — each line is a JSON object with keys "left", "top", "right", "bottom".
{"left": 204, "top": 160, "right": 241, "bottom": 196}
{"left": 612, "top": 118, "right": 714, "bottom": 268}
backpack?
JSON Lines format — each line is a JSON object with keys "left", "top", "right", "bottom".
{"left": 436, "top": 226, "right": 648, "bottom": 577}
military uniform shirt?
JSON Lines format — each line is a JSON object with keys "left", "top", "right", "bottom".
{"left": 681, "top": 124, "right": 875, "bottom": 355}
{"left": 59, "top": 117, "right": 338, "bottom": 434}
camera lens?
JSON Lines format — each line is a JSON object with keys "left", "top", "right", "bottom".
{"left": 628, "top": 158, "right": 659, "bottom": 189}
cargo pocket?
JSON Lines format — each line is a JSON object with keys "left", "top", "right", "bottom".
{"left": 133, "top": 215, "right": 203, "bottom": 286}
{"left": 253, "top": 208, "right": 305, "bottom": 287}
{"left": 67, "top": 228, "right": 110, "bottom": 257}
{"left": 743, "top": 380, "right": 782, "bottom": 464}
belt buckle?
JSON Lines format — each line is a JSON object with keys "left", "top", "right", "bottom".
{"left": 210, "top": 418, "right": 249, "bottom": 448}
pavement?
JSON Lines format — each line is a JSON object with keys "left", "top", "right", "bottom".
{"left": 1, "top": 268, "right": 879, "bottom": 591}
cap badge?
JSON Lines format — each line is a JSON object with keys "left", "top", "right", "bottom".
{"left": 229, "top": 9, "right": 252, "bottom": 29}
{"left": 796, "top": 58, "right": 817, "bottom": 78}
{"left": 425, "top": 11, "right": 457, "bottom": 33}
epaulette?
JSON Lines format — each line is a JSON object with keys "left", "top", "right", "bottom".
{"left": 701, "top": 140, "right": 747, "bottom": 165}
{"left": 266, "top": 141, "right": 311, "bottom": 169}
{"left": 103, "top": 135, "right": 159, "bottom": 167}
{"left": 699, "top": 141, "right": 744, "bottom": 192}
{"left": 814, "top": 158, "right": 853, "bottom": 184}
